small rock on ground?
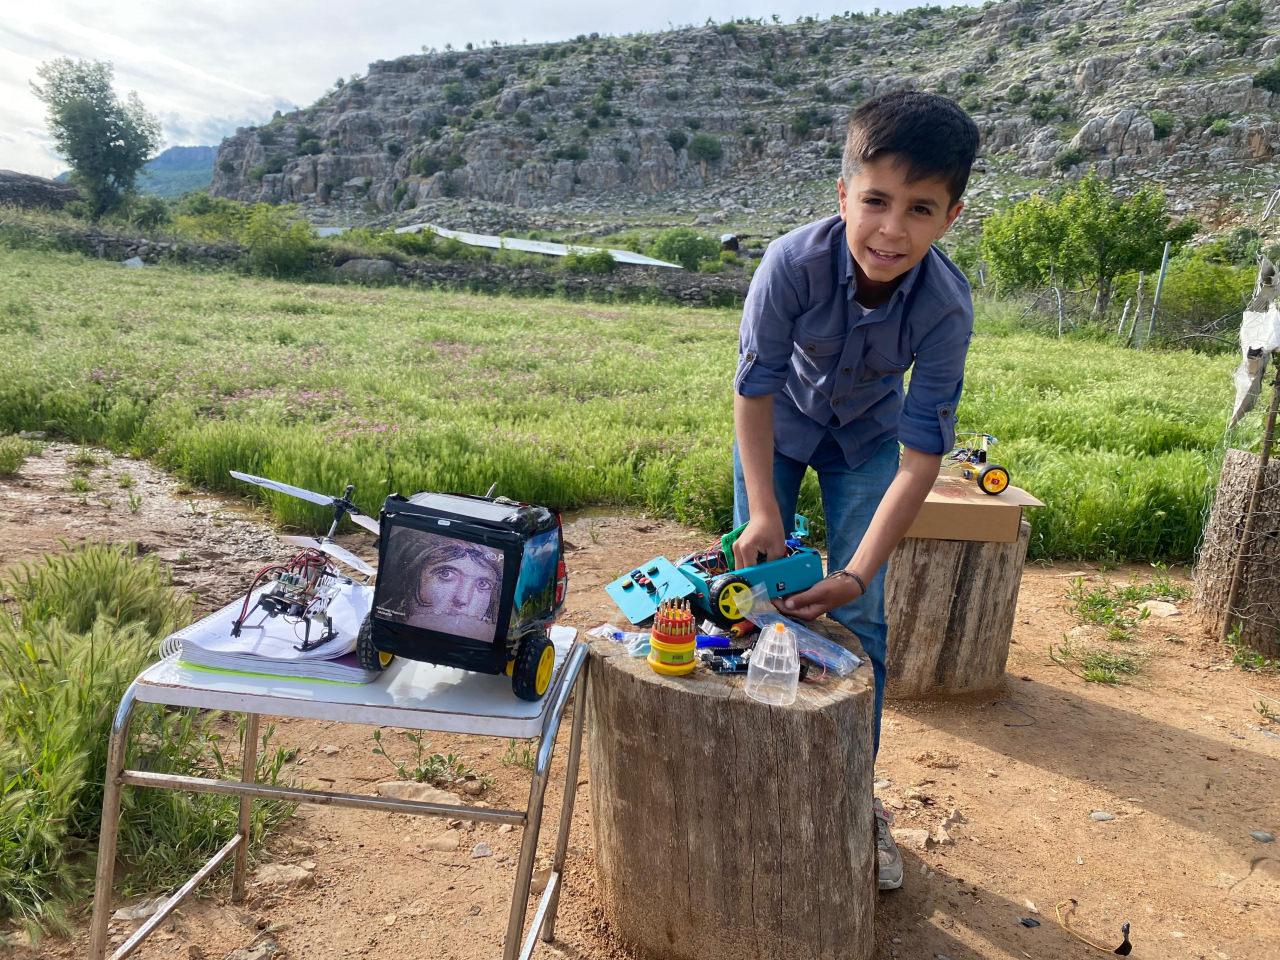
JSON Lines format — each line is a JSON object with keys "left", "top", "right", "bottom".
{"left": 1090, "top": 811, "right": 1115, "bottom": 822}
{"left": 1251, "top": 830, "right": 1275, "bottom": 843}
{"left": 375, "top": 780, "right": 456, "bottom": 804}
{"left": 252, "top": 863, "right": 314, "bottom": 889}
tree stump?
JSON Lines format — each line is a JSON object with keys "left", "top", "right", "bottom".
{"left": 587, "top": 618, "right": 876, "bottom": 960}
{"left": 882, "top": 519, "right": 1031, "bottom": 699}
{"left": 1194, "top": 449, "right": 1280, "bottom": 656}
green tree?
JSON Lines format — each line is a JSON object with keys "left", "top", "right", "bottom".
{"left": 31, "top": 59, "right": 161, "bottom": 219}
{"left": 650, "top": 228, "right": 719, "bottom": 270}
{"left": 687, "top": 134, "right": 723, "bottom": 164}
{"left": 982, "top": 174, "right": 1194, "bottom": 318}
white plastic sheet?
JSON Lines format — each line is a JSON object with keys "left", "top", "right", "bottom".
{"left": 1229, "top": 261, "right": 1280, "bottom": 428}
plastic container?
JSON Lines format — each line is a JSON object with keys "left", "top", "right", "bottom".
{"left": 745, "top": 622, "right": 800, "bottom": 707}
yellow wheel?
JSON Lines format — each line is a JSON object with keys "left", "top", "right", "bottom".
{"left": 356, "top": 615, "right": 392, "bottom": 672}
{"left": 535, "top": 643, "right": 555, "bottom": 696}
{"left": 512, "top": 632, "right": 553, "bottom": 701}
{"left": 978, "top": 464, "right": 1010, "bottom": 495}
{"left": 710, "top": 575, "right": 752, "bottom": 622}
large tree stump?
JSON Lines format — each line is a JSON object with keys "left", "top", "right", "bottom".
{"left": 1194, "top": 449, "right": 1280, "bottom": 656}
{"left": 587, "top": 618, "right": 875, "bottom": 960}
{"left": 883, "top": 519, "right": 1031, "bottom": 699}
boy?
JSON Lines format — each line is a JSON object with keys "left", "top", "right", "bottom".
{"left": 732, "top": 91, "right": 979, "bottom": 891}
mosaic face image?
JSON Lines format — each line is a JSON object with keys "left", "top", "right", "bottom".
{"left": 378, "top": 528, "right": 503, "bottom": 642}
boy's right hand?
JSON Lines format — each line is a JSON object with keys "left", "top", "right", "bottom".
{"left": 733, "top": 515, "right": 787, "bottom": 569}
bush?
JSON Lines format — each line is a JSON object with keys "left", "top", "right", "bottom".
{"left": 125, "top": 194, "right": 171, "bottom": 230}
{"left": 242, "top": 206, "right": 314, "bottom": 278}
{"left": 666, "top": 130, "right": 688, "bottom": 152}
{"left": 791, "top": 107, "right": 829, "bottom": 138}
{"left": 1054, "top": 146, "right": 1084, "bottom": 170}
{"left": 297, "top": 138, "right": 322, "bottom": 155}
{"left": 1208, "top": 118, "right": 1230, "bottom": 136}
{"left": 171, "top": 193, "right": 253, "bottom": 242}
{"left": 1256, "top": 58, "right": 1280, "bottom": 95}
{"left": 247, "top": 156, "right": 286, "bottom": 182}
{"left": 1005, "top": 83, "right": 1027, "bottom": 104}
{"left": 650, "top": 228, "right": 719, "bottom": 270}
{"left": 1150, "top": 110, "right": 1176, "bottom": 140}
{"left": 0, "top": 545, "right": 292, "bottom": 934}
{"left": 385, "top": 229, "right": 437, "bottom": 256}
{"left": 1114, "top": 249, "right": 1253, "bottom": 340}
{"left": 553, "top": 143, "right": 588, "bottom": 162}
{"left": 563, "top": 249, "right": 617, "bottom": 274}
{"left": 0, "top": 435, "right": 38, "bottom": 475}
{"left": 411, "top": 155, "right": 442, "bottom": 176}
{"left": 687, "top": 134, "right": 723, "bottom": 163}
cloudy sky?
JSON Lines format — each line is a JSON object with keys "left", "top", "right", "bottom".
{"left": 1, "top": 1, "right": 964, "bottom": 177}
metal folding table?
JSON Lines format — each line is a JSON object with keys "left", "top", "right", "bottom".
{"left": 88, "top": 625, "right": 588, "bottom": 960}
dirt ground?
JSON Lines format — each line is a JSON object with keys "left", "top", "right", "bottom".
{"left": 3, "top": 443, "right": 1279, "bottom": 960}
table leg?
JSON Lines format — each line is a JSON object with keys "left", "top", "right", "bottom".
{"left": 231, "top": 713, "right": 260, "bottom": 903}
{"left": 540, "top": 660, "right": 588, "bottom": 943}
{"left": 89, "top": 683, "right": 140, "bottom": 960}
{"left": 503, "top": 746, "right": 551, "bottom": 960}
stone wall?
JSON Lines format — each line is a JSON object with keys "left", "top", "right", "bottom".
{"left": 0, "top": 216, "right": 747, "bottom": 306}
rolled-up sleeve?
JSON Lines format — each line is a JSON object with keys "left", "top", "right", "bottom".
{"left": 735, "top": 243, "right": 803, "bottom": 397}
{"left": 898, "top": 303, "right": 973, "bottom": 455}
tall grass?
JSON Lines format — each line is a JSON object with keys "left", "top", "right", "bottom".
{"left": 0, "top": 246, "right": 1249, "bottom": 561}
{"left": 0, "top": 544, "right": 292, "bottom": 938}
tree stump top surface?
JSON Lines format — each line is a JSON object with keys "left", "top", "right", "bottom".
{"left": 587, "top": 616, "right": 872, "bottom": 712}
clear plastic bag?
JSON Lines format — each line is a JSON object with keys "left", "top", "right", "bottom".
{"left": 740, "top": 584, "right": 863, "bottom": 677}
{"left": 588, "top": 623, "right": 650, "bottom": 657}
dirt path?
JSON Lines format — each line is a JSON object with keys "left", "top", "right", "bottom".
{"left": 4, "top": 444, "right": 1279, "bottom": 960}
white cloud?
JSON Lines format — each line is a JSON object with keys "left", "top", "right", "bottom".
{"left": 0, "top": 0, "right": 971, "bottom": 177}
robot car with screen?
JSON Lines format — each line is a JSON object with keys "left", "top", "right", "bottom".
{"left": 358, "top": 491, "right": 569, "bottom": 701}
{"left": 229, "top": 472, "right": 567, "bottom": 701}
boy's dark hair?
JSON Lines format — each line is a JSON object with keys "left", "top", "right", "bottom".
{"left": 841, "top": 91, "right": 980, "bottom": 205}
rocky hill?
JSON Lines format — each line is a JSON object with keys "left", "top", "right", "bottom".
{"left": 210, "top": 0, "right": 1280, "bottom": 238}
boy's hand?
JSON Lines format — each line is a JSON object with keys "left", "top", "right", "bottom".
{"left": 775, "top": 576, "right": 862, "bottom": 621}
{"left": 733, "top": 515, "right": 787, "bottom": 569}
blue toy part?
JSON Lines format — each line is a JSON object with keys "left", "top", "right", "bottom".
{"left": 680, "top": 546, "right": 824, "bottom": 628}
{"left": 604, "top": 555, "right": 696, "bottom": 625}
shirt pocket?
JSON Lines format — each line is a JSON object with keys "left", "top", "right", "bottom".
{"left": 792, "top": 332, "right": 845, "bottom": 383}
{"left": 860, "top": 344, "right": 911, "bottom": 381}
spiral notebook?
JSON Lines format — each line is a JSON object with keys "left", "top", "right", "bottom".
{"left": 161, "top": 582, "right": 380, "bottom": 684}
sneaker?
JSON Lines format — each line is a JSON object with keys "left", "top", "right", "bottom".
{"left": 874, "top": 798, "right": 904, "bottom": 891}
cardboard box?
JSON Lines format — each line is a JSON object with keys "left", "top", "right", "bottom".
{"left": 905, "top": 476, "right": 1044, "bottom": 543}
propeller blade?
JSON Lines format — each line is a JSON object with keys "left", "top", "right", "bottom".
{"left": 348, "top": 511, "right": 381, "bottom": 536}
{"left": 281, "top": 536, "right": 376, "bottom": 576}
{"left": 230, "top": 471, "right": 332, "bottom": 507}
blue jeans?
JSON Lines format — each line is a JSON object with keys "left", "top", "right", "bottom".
{"left": 733, "top": 435, "right": 898, "bottom": 758}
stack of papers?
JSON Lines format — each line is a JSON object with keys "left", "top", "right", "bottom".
{"left": 164, "top": 582, "right": 380, "bottom": 684}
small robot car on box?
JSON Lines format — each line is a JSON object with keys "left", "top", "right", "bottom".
{"left": 943, "top": 432, "right": 1010, "bottom": 495}
{"left": 356, "top": 491, "right": 568, "bottom": 701}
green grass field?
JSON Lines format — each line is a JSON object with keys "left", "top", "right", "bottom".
{"left": 0, "top": 246, "right": 1247, "bottom": 561}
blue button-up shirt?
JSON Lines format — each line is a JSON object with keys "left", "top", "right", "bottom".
{"left": 735, "top": 215, "right": 973, "bottom": 469}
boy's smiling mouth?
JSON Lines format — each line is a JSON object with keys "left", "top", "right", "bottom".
{"left": 867, "top": 246, "right": 906, "bottom": 264}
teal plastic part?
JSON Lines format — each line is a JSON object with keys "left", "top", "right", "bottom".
{"left": 604, "top": 556, "right": 697, "bottom": 625}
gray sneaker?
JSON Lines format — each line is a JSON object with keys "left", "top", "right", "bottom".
{"left": 874, "top": 798, "right": 904, "bottom": 891}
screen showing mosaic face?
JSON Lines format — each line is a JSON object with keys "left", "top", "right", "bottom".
{"left": 376, "top": 528, "right": 504, "bottom": 642}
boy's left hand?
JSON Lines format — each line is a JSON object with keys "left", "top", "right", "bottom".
{"left": 774, "top": 577, "right": 862, "bottom": 621}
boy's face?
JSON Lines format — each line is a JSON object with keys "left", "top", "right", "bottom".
{"left": 837, "top": 154, "right": 963, "bottom": 300}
